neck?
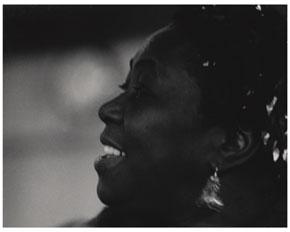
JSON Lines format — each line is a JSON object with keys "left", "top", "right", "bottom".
{"left": 92, "top": 149, "right": 284, "bottom": 226}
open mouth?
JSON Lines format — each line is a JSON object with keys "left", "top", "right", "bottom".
{"left": 94, "top": 140, "right": 126, "bottom": 175}
{"left": 101, "top": 145, "right": 126, "bottom": 159}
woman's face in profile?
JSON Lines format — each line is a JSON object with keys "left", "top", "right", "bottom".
{"left": 96, "top": 26, "right": 214, "bottom": 205}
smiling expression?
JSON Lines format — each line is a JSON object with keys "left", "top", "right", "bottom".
{"left": 95, "top": 25, "right": 215, "bottom": 207}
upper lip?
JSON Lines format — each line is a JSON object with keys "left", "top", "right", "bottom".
{"left": 100, "top": 133, "right": 124, "bottom": 152}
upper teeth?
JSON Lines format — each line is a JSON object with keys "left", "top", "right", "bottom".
{"left": 103, "top": 145, "right": 125, "bottom": 157}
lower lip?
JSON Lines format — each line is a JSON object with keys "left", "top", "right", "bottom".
{"left": 94, "top": 155, "right": 125, "bottom": 175}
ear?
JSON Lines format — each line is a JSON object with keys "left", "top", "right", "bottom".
{"left": 209, "top": 127, "right": 260, "bottom": 172}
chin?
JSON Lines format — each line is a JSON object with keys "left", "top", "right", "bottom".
{"left": 97, "top": 179, "right": 115, "bottom": 205}
{"left": 97, "top": 178, "right": 128, "bottom": 206}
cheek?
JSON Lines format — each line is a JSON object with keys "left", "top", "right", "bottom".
{"left": 124, "top": 103, "right": 196, "bottom": 165}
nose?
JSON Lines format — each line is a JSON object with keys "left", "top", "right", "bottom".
{"left": 98, "top": 96, "right": 124, "bottom": 125}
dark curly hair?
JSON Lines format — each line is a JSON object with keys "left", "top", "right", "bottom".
{"left": 173, "top": 5, "right": 287, "bottom": 166}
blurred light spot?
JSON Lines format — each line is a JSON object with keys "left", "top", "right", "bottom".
{"left": 202, "top": 61, "right": 209, "bottom": 67}
{"left": 57, "top": 49, "right": 119, "bottom": 110}
{"left": 282, "top": 149, "right": 287, "bottom": 161}
{"left": 273, "top": 147, "right": 280, "bottom": 162}
{"left": 246, "top": 90, "right": 254, "bottom": 96}
{"left": 256, "top": 5, "right": 262, "bottom": 11}
{"left": 262, "top": 132, "right": 270, "bottom": 145}
{"left": 4, "top": 56, "right": 69, "bottom": 136}
{"left": 266, "top": 96, "right": 278, "bottom": 116}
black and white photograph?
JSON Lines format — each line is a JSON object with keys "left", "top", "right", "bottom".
{"left": 3, "top": 4, "right": 287, "bottom": 227}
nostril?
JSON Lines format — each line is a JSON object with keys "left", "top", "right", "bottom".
{"left": 98, "top": 101, "right": 123, "bottom": 124}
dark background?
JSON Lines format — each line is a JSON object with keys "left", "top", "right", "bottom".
{"left": 4, "top": 5, "right": 178, "bottom": 55}
{"left": 3, "top": 5, "right": 178, "bottom": 226}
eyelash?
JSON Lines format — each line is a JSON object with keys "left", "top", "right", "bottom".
{"left": 119, "top": 82, "right": 128, "bottom": 91}
{"left": 119, "top": 82, "right": 147, "bottom": 98}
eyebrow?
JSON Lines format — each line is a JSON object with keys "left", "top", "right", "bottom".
{"left": 134, "top": 58, "right": 156, "bottom": 69}
{"left": 120, "top": 58, "right": 157, "bottom": 90}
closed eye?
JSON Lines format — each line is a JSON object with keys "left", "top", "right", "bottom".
{"left": 133, "top": 84, "right": 144, "bottom": 92}
{"left": 119, "top": 81, "right": 148, "bottom": 93}
{"left": 132, "top": 82, "right": 152, "bottom": 96}
{"left": 119, "top": 81, "right": 129, "bottom": 91}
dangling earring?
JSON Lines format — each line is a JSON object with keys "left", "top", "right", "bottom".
{"left": 196, "top": 167, "right": 224, "bottom": 212}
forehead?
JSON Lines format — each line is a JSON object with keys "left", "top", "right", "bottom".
{"left": 130, "top": 24, "right": 201, "bottom": 107}
{"left": 131, "top": 24, "right": 192, "bottom": 66}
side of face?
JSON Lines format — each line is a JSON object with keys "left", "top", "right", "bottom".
{"left": 95, "top": 26, "right": 218, "bottom": 206}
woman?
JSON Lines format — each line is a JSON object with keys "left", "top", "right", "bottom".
{"left": 90, "top": 5, "right": 286, "bottom": 226}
